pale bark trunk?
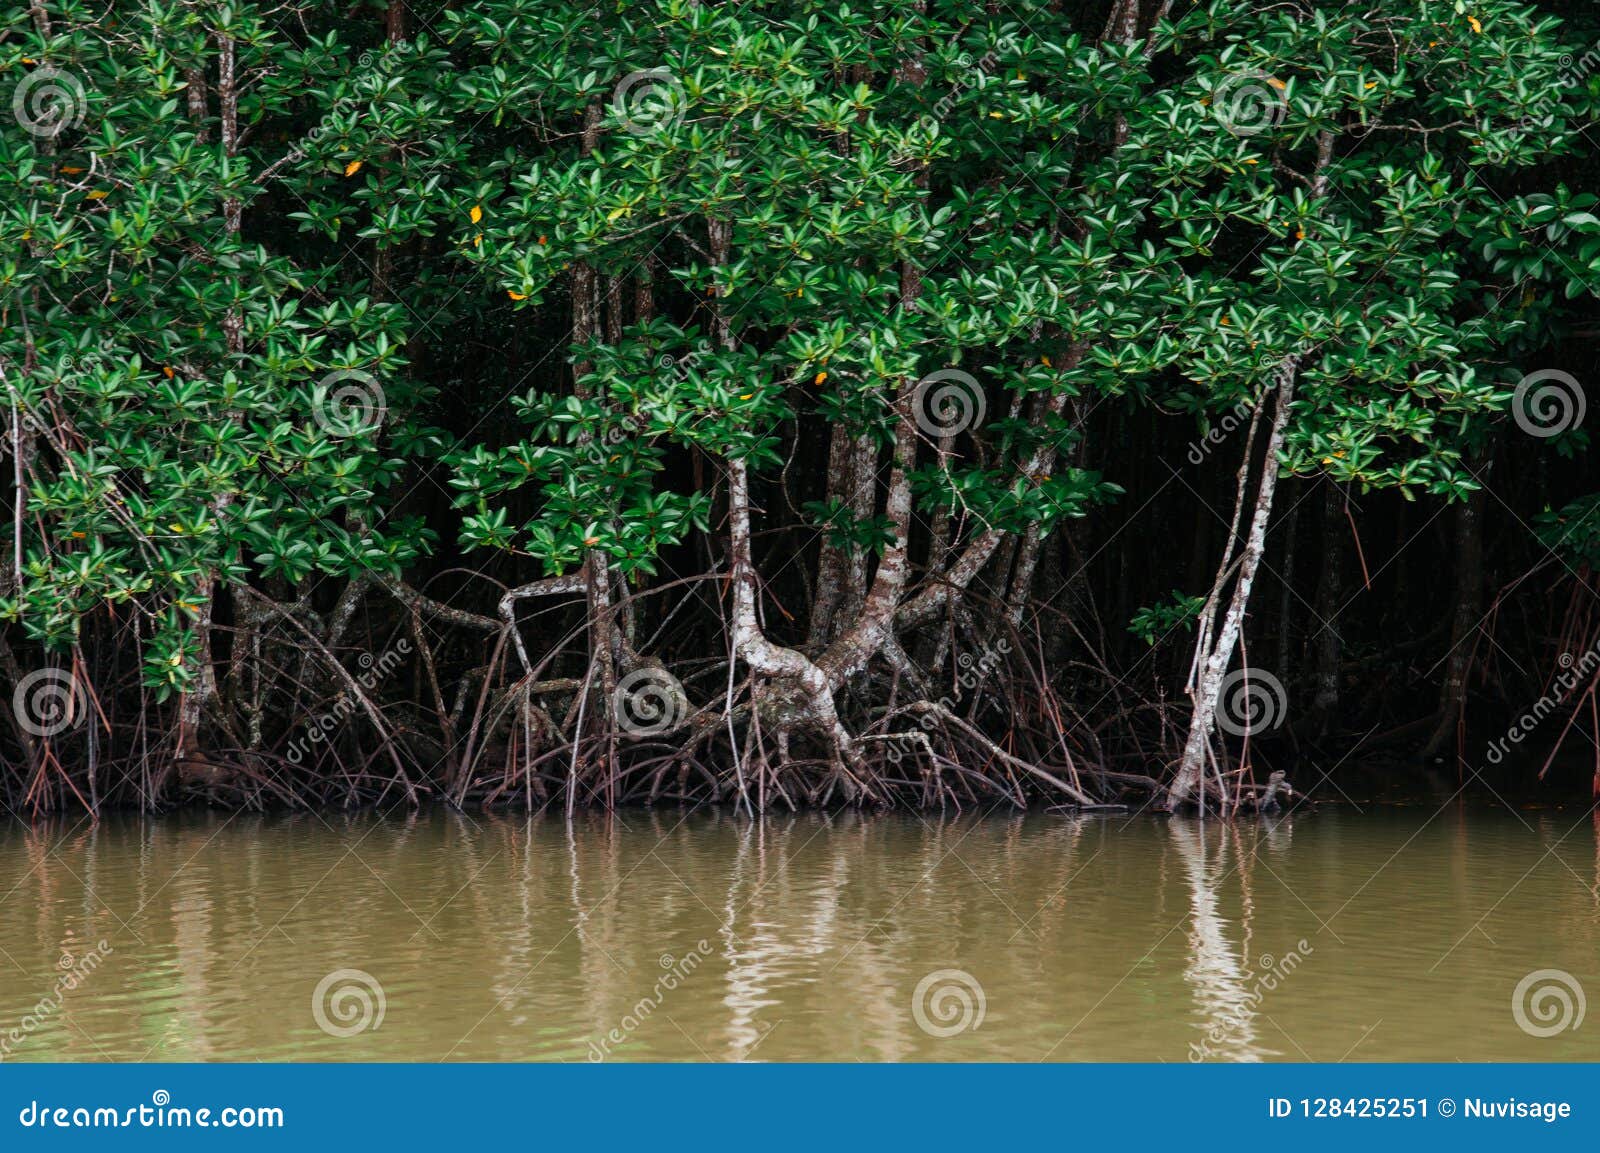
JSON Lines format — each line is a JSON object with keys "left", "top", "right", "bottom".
{"left": 806, "top": 423, "right": 856, "bottom": 648}
{"left": 1169, "top": 357, "right": 1300, "bottom": 805}
{"left": 1168, "top": 131, "right": 1334, "bottom": 808}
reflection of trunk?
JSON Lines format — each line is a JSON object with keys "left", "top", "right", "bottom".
{"left": 1309, "top": 480, "right": 1344, "bottom": 737}
{"left": 1169, "top": 820, "right": 1264, "bottom": 1061}
{"left": 1424, "top": 486, "right": 1485, "bottom": 757}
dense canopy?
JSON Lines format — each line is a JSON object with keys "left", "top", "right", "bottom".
{"left": 2, "top": 0, "right": 1598, "bottom": 814}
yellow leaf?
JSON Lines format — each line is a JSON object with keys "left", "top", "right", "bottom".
{"left": 813, "top": 371, "right": 828, "bottom": 385}
{"left": 22, "top": 57, "right": 35, "bottom": 65}
{"left": 169, "top": 523, "right": 185, "bottom": 533}
{"left": 584, "top": 536, "right": 600, "bottom": 546}
{"left": 988, "top": 111, "right": 1005, "bottom": 119}
{"left": 1296, "top": 229, "right": 1305, "bottom": 240}
{"left": 1365, "top": 82, "right": 1378, "bottom": 90}
{"left": 739, "top": 393, "right": 753, "bottom": 400}
{"left": 1267, "top": 78, "right": 1286, "bottom": 90}
{"left": 162, "top": 366, "right": 175, "bottom": 379}
{"left": 606, "top": 206, "right": 628, "bottom": 222}
{"left": 84, "top": 189, "right": 108, "bottom": 200}
{"left": 470, "top": 204, "right": 483, "bottom": 223}
{"left": 1468, "top": 15, "right": 1482, "bottom": 33}
{"left": 507, "top": 290, "right": 527, "bottom": 301}
{"left": 473, "top": 234, "right": 481, "bottom": 248}
{"left": 1041, "top": 355, "right": 1052, "bottom": 367}
{"left": 344, "top": 159, "right": 363, "bottom": 176}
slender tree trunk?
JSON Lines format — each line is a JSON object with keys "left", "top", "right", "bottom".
{"left": 1169, "top": 360, "right": 1299, "bottom": 806}
{"left": 1168, "top": 131, "right": 1334, "bottom": 809}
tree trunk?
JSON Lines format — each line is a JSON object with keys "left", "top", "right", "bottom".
{"left": 1167, "top": 130, "right": 1333, "bottom": 809}
{"left": 1168, "top": 359, "right": 1299, "bottom": 807}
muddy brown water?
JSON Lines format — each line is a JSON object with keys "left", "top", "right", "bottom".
{"left": 0, "top": 806, "right": 1595, "bottom": 1061}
